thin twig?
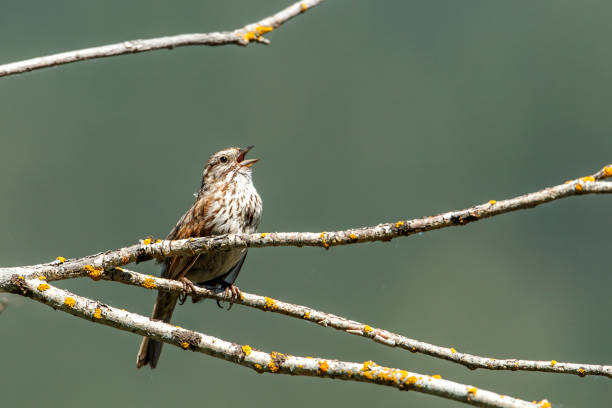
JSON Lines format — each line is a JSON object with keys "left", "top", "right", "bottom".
{"left": 8, "top": 275, "right": 542, "bottom": 408}
{"left": 47, "top": 265, "right": 612, "bottom": 379}
{"left": 2, "top": 166, "right": 610, "bottom": 281}
{"left": 0, "top": 0, "right": 326, "bottom": 78}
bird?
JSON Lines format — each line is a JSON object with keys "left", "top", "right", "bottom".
{"left": 137, "top": 145, "right": 262, "bottom": 369}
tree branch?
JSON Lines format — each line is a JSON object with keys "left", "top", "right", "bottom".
{"left": 3, "top": 165, "right": 609, "bottom": 281}
{"left": 44, "top": 265, "right": 612, "bottom": 379}
{"left": 8, "top": 275, "right": 542, "bottom": 408}
{"left": 0, "top": 0, "right": 326, "bottom": 78}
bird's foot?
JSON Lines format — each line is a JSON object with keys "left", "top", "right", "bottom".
{"left": 178, "top": 277, "right": 197, "bottom": 305}
{"left": 216, "top": 284, "right": 242, "bottom": 310}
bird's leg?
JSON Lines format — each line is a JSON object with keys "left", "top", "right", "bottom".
{"left": 178, "top": 276, "right": 198, "bottom": 305}
{"left": 217, "top": 283, "right": 242, "bottom": 310}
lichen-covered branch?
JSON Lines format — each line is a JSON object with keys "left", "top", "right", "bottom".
{"left": 46, "top": 265, "right": 612, "bottom": 379}
{"left": 2, "top": 166, "right": 610, "bottom": 282}
{"left": 5, "top": 275, "right": 542, "bottom": 408}
{"left": 0, "top": 0, "right": 326, "bottom": 78}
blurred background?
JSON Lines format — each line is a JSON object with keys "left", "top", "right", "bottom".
{"left": 1, "top": 0, "right": 611, "bottom": 406}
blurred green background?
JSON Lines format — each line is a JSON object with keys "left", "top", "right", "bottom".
{"left": 1, "top": 0, "right": 611, "bottom": 406}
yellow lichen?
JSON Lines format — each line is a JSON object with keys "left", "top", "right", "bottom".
{"left": 581, "top": 176, "right": 595, "bottom": 182}
{"left": 242, "top": 25, "right": 274, "bottom": 42}
{"left": 488, "top": 200, "right": 497, "bottom": 205}
{"left": 242, "top": 345, "right": 252, "bottom": 356}
{"left": 410, "top": 346, "right": 416, "bottom": 353}
{"left": 155, "top": 239, "right": 162, "bottom": 243}
{"left": 406, "top": 376, "right": 417, "bottom": 385}
{"left": 432, "top": 374, "right": 442, "bottom": 379}
{"left": 38, "top": 276, "right": 47, "bottom": 280}
{"left": 64, "top": 297, "right": 76, "bottom": 308}
{"left": 142, "top": 238, "right": 152, "bottom": 245}
{"left": 303, "top": 311, "right": 310, "bottom": 319}
{"left": 363, "top": 325, "right": 373, "bottom": 334}
{"left": 318, "top": 360, "right": 329, "bottom": 374}
{"left": 395, "top": 221, "right": 404, "bottom": 228}
{"left": 37, "top": 283, "right": 50, "bottom": 291}
{"left": 263, "top": 297, "right": 278, "bottom": 311}
{"left": 260, "top": 232, "right": 269, "bottom": 238}
{"left": 254, "top": 363, "right": 263, "bottom": 372}
{"left": 539, "top": 401, "right": 552, "bottom": 408}
{"left": 513, "top": 361, "right": 519, "bottom": 370}
{"left": 578, "top": 368, "right": 585, "bottom": 376}
{"left": 180, "top": 342, "right": 190, "bottom": 349}
{"left": 56, "top": 256, "right": 66, "bottom": 263}
{"left": 84, "top": 265, "right": 103, "bottom": 281}
{"left": 551, "top": 360, "right": 557, "bottom": 366}
{"left": 268, "top": 360, "right": 279, "bottom": 373}
{"left": 451, "top": 347, "right": 457, "bottom": 354}
{"left": 93, "top": 308, "right": 102, "bottom": 319}
{"left": 301, "top": 2, "right": 308, "bottom": 12}
{"left": 467, "top": 387, "right": 477, "bottom": 395}
{"left": 142, "top": 277, "right": 157, "bottom": 289}
{"left": 361, "top": 360, "right": 376, "bottom": 371}
{"left": 604, "top": 166, "right": 612, "bottom": 177}
{"left": 349, "top": 233, "right": 357, "bottom": 240}
{"left": 575, "top": 183, "right": 583, "bottom": 191}
{"left": 319, "top": 232, "right": 329, "bottom": 249}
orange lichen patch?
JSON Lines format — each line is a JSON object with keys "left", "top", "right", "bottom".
{"left": 318, "top": 360, "right": 329, "bottom": 374}
{"left": 260, "top": 232, "right": 269, "bottom": 238}
{"left": 37, "top": 283, "right": 50, "bottom": 291}
{"left": 319, "top": 232, "right": 329, "bottom": 249}
{"left": 18, "top": 276, "right": 24, "bottom": 280}
{"left": 395, "top": 221, "right": 404, "bottom": 228}
{"left": 604, "top": 166, "right": 612, "bottom": 177}
{"left": 263, "top": 297, "right": 278, "bottom": 311}
{"left": 539, "top": 401, "right": 552, "bottom": 408}
{"left": 56, "top": 256, "right": 66, "bottom": 263}
{"left": 300, "top": 2, "right": 308, "bottom": 12}
{"left": 578, "top": 368, "right": 586, "bottom": 377}
{"left": 580, "top": 176, "right": 595, "bottom": 182}
{"left": 406, "top": 376, "right": 418, "bottom": 385}
{"left": 155, "top": 239, "right": 162, "bottom": 243}
{"left": 564, "top": 180, "right": 572, "bottom": 184}
{"left": 467, "top": 387, "right": 477, "bottom": 396}
{"left": 410, "top": 346, "right": 416, "bottom": 353}
{"left": 268, "top": 360, "right": 279, "bottom": 373}
{"left": 121, "top": 256, "right": 129, "bottom": 264}
{"left": 432, "top": 374, "right": 442, "bottom": 379}
{"left": 93, "top": 308, "right": 102, "bottom": 319}
{"left": 142, "top": 277, "right": 157, "bottom": 289}
{"left": 38, "top": 276, "right": 47, "bottom": 280}
{"left": 254, "top": 363, "right": 263, "bottom": 372}
{"left": 575, "top": 183, "right": 583, "bottom": 191}
{"left": 180, "top": 342, "right": 190, "bottom": 349}
{"left": 239, "top": 291, "right": 245, "bottom": 301}
{"left": 64, "top": 297, "right": 76, "bottom": 308}
{"left": 142, "top": 238, "right": 152, "bottom": 245}
{"left": 242, "top": 25, "right": 274, "bottom": 42}
{"left": 488, "top": 200, "right": 497, "bottom": 205}
{"left": 363, "top": 325, "right": 373, "bottom": 334}
{"left": 84, "top": 265, "right": 103, "bottom": 281}
{"left": 303, "top": 311, "right": 310, "bottom": 319}
{"left": 242, "top": 345, "right": 252, "bottom": 356}
{"left": 450, "top": 347, "right": 457, "bottom": 354}
{"left": 550, "top": 360, "right": 557, "bottom": 367}
{"left": 349, "top": 233, "right": 357, "bottom": 240}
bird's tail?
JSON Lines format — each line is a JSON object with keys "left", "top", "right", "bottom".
{"left": 136, "top": 291, "right": 179, "bottom": 369}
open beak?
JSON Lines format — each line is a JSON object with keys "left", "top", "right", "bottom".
{"left": 236, "top": 145, "right": 258, "bottom": 167}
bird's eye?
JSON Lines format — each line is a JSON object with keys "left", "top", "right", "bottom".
{"left": 220, "top": 156, "right": 228, "bottom": 163}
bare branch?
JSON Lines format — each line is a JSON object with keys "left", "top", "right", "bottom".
{"left": 3, "top": 166, "right": 609, "bottom": 281}
{"left": 9, "top": 275, "right": 542, "bottom": 408}
{"left": 0, "top": 0, "right": 326, "bottom": 78}
{"left": 46, "top": 265, "right": 612, "bottom": 379}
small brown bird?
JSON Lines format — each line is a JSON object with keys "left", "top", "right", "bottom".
{"left": 137, "top": 146, "right": 262, "bottom": 369}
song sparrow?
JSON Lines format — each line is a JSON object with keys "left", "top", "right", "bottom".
{"left": 136, "top": 145, "right": 262, "bottom": 369}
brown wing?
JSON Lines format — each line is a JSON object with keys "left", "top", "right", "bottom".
{"left": 162, "top": 196, "right": 214, "bottom": 280}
